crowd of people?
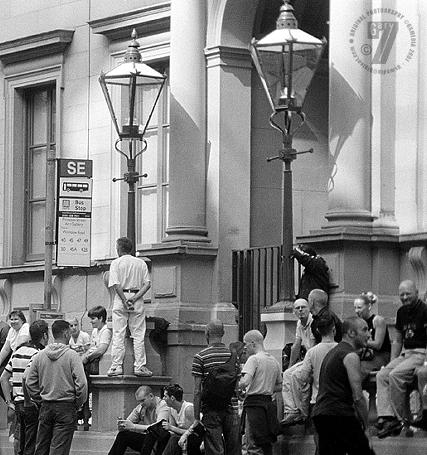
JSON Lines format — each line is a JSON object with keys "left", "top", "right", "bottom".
{"left": 1, "top": 238, "right": 427, "bottom": 455}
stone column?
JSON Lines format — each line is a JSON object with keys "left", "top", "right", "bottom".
{"left": 165, "top": 0, "right": 209, "bottom": 242}
{"left": 205, "top": 45, "right": 252, "bottom": 305}
{"left": 326, "top": 0, "right": 373, "bottom": 226}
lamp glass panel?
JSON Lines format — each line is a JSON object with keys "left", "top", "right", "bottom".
{"left": 256, "top": 44, "right": 323, "bottom": 110}
{"left": 104, "top": 77, "right": 163, "bottom": 136}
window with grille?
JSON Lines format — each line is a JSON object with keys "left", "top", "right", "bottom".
{"left": 135, "top": 66, "right": 169, "bottom": 247}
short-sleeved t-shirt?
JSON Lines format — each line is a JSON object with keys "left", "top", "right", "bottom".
{"left": 295, "top": 313, "right": 315, "bottom": 350}
{"left": 192, "top": 343, "right": 238, "bottom": 409}
{"left": 241, "top": 351, "right": 282, "bottom": 396}
{"left": 299, "top": 341, "right": 337, "bottom": 403}
{"left": 395, "top": 300, "right": 427, "bottom": 350}
{"left": 127, "top": 397, "right": 170, "bottom": 426}
{"left": 192, "top": 343, "right": 232, "bottom": 378}
{"left": 6, "top": 323, "right": 30, "bottom": 352}
{"left": 69, "top": 331, "right": 91, "bottom": 355}
{"left": 5, "top": 344, "right": 40, "bottom": 402}
{"left": 108, "top": 255, "right": 150, "bottom": 293}
{"left": 86, "top": 325, "right": 112, "bottom": 356}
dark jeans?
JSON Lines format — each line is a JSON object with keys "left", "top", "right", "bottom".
{"left": 14, "top": 401, "right": 25, "bottom": 455}
{"left": 313, "top": 415, "right": 372, "bottom": 455}
{"left": 34, "top": 401, "right": 77, "bottom": 455}
{"left": 202, "top": 407, "right": 241, "bottom": 455}
{"left": 162, "top": 433, "right": 202, "bottom": 455}
{"left": 108, "top": 431, "right": 147, "bottom": 455}
{"left": 81, "top": 359, "right": 99, "bottom": 425}
{"left": 23, "top": 404, "right": 40, "bottom": 455}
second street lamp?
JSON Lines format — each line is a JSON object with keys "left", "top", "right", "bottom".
{"left": 251, "top": 1, "right": 326, "bottom": 307}
{"left": 99, "top": 29, "right": 167, "bottom": 254}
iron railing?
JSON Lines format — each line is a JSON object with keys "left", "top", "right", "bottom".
{"left": 232, "top": 245, "right": 281, "bottom": 339}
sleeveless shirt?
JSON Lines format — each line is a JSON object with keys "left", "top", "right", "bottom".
{"left": 171, "top": 401, "right": 194, "bottom": 429}
{"left": 312, "top": 341, "right": 355, "bottom": 417}
{"left": 366, "top": 314, "right": 391, "bottom": 353}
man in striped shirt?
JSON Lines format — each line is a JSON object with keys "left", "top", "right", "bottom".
{"left": 0, "top": 319, "right": 48, "bottom": 455}
{"left": 192, "top": 320, "right": 240, "bottom": 455}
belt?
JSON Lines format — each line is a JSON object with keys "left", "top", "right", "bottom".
{"left": 123, "top": 289, "right": 139, "bottom": 293}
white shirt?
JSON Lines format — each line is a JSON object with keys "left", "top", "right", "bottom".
{"left": 86, "top": 324, "right": 112, "bottom": 356}
{"left": 170, "top": 401, "right": 194, "bottom": 429}
{"left": 69, "top": 331, "right": 91, "bottom": 355}
{"left": 299, "top": 341, "right": 337, "bottom": 403}
{"left": 108, "top": 255, "right": 150, "bottom": 293}
{"left": 295, "top": 313, "right": 315, "bottom": 350}
{"left": 6, "top": 323, "right": 30, "bottom": 351}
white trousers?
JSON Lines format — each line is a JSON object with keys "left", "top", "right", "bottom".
{"left": 282, "top": 361, "right": 311, "bottom": 418}
{"left": 111, "top": 295, "right": 146, "bottom": 370}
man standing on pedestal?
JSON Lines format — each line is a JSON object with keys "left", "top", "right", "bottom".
{"left": 108, "top": 237, "right": 152, "bottom": 377}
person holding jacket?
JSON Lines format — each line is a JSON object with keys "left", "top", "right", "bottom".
{"left": 292, "top": 245, "right": 330, "bottom": 300}
{"left": 26, "top": 320, "right": 87, "bottom": 455}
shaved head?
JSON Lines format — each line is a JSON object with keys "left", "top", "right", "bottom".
{"left": 243, "top": 330, "right": 264, "bottom": 345}
{"left": 308, "top": 289, "right": 328, "bottom": 314}
{"left": 342, "top": 316, "right": 364, "bottom": 335}
{"left": 206, "top": 319, "right": 224, "bottom": 338}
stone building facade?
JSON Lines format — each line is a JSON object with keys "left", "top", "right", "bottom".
{"left": 0, "top": 0, "right": 426, "bottom": 393}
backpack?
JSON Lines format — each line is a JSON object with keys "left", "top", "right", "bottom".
{"left": 201, "top": 350, "right": 239, "bottom": 410}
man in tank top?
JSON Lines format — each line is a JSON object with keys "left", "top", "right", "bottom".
{"left": 312, "top": 316, "right": 372, "bottom": 455}
{"left": 161, "top": 383, "right": 203, "bottom": 455}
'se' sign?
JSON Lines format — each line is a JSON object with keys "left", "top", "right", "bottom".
{"left": 58, "top": 159, "right": 93, "bottom": 178}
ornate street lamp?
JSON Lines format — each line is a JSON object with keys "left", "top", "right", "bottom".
{"left": 99, "top": 29, "right": 167, "bottom": 254}
{"left": 251, "top": 1, "right": 326, "bottom": 305}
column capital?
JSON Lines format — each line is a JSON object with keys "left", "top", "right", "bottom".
{"left": 205, "top": 45, "right": 252, "bottom": 69}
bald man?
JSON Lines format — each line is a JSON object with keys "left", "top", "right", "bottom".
{"left": 288, "top": 299, "right": 315, "bottom": 368}
{"left": 312, "top": 317, "right": 371, "bottom": 455}
{"left": 191, "top": 320, "right": 240, "bottom": 455}
{"left": 309, "top": 289, "right": 342, "bottom": 344}
{"left": 239, "top": 330, "right": 281, "bottom": 455}
{"left": 376, "top": 280, "right": 427, "bottom": 438}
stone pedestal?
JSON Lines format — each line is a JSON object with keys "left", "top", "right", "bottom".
{"left": 90, "top": 375, "right": 171, "bottom": 431}
{"left": 261, "top": 305, "right": 297, "bottom": 366}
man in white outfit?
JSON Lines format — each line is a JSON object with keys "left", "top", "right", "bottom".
{"left": 108, "top": 237, "right": 152, "bottom": 377}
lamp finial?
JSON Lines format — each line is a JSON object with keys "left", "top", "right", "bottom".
{"left": 124, "top": 29, "right": 142, "bottom": 63}
{"left": 277, "top": 2, "right": 298, "bottom": 30}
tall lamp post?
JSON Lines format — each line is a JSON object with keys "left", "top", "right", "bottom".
{"left": 99, "top": 29, "right": 166, "bottom": 254}
{"left": 251, "top": 2, "right": 326, "bottom": 307}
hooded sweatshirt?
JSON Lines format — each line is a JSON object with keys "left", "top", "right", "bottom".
{"left": 26, "top": 342, "right": 87, "bottom": 408}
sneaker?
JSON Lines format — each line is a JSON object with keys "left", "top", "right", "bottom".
{"left": 404, "top": 425, "right": 415, "bottom": 437}
{"left": 377, "top": 419, "right": 403, "bottom": 439}
{"left": 134, "top": 366, "right": 153, "bottom": 377}
{"left": 281, "top": 412, "right": 305, "bottom": 426}
{"left": 107, "top": 365, "right": 123, "bottom": 376}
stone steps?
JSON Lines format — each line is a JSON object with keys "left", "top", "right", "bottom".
{"left": 275, "top": 428, "right": 427, "bottom": 455}
{"left": 2, "top": 428, "right": 427, "bottom": 455}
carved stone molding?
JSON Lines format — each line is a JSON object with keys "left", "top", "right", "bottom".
{"left": 0, "top": 278, "right": 12, "bottom": 316}
{"left": 0, "top": 29, "right": 74, "bottom": 65}
{"left": 407, "top": 246, "right": 427, "bottom": 296}
{"left": 89, "top": 2, "right": 170, "bottom": 41}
